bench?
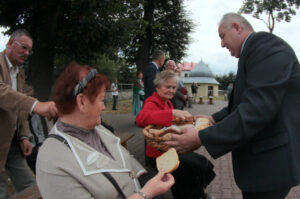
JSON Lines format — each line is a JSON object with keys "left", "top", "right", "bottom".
{"left": 119, "top": 132, "right": 136, "bottom": 149}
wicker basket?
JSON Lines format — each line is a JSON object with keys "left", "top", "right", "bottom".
{"left": 142, "top": 125, "right": 182, "bottom": 152}
{"left": 142, "top": 118, "right": 210, "bottom": 152}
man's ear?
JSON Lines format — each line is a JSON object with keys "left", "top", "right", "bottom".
{"left": 233, "top": 22, "right": 242, "bottom": 34}
{"left": 6, "top": 38, "right": 14, "bottom": 48}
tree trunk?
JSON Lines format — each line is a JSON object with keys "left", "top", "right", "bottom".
{"left": 136, "top": 0, "right": 154, "bottom": 72}
{"left": 27, "top": 0, "right": 63, "bottom": 101}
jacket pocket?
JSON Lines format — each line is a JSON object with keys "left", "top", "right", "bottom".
{"left": 251, "top": 132, "right": 289, "bottom": 154}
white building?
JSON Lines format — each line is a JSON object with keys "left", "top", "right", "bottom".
{"left": 178, "top": 60, "right": 219, "bottom": 97}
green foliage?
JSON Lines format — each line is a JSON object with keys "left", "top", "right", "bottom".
{"left": 91, "top": 54, "right": 120, "bottom": 82}
{"left": 239, "top": 0, "right": 300, "bottom": 33}
{"left": 215, "top": 72, "right": 236, "bottom": 90}
{"left": 118, "top": 63, "right": 136, "bottom": 84}
{"left": 124, "top": 0, "right": 193, "bottom": 70}
{"left": 0, "top": 0, "right": 193, "bottom": 99}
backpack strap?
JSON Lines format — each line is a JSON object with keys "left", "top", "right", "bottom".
{"left": 47, "top": 134, "right": 126, "bottom": 199}
{"left": 29, "top": 117, "right": 39, "bottom": 147}
{"left": 39, "top": 115, "right": 49, "bottom": 138}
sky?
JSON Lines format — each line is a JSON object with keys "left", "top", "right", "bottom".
{"left": 1, "top": 0, "right": 300, "bottom": 75}
{"left": 182, "top": 0, "right": 300, "bottom": 75}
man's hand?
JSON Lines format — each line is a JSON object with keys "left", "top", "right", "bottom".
{"left": 21, "top": 139, "right": 32, "bottom": 156}
{"left": 33, "top": 101, "right": 58, "bottom": 120}
{"left": 165, "top": 127, "right": 202, "bottom": 154}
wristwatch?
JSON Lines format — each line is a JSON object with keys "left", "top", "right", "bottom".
{"left": 135, "top": 190, "right": 148, "bottom": 199}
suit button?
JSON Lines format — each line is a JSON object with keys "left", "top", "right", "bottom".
{"left": 129, "top": 171, "right": 136, "bottom": 179}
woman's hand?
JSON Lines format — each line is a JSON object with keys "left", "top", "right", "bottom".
{"left": 140, "top": 170, "right": 174, "bottom": 199}
{"left": 172, "top": 109, "right": 193, "bottom": 122}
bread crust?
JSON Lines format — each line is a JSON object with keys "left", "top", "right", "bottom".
{"left": 195, "top": 117, "right": 210, "bottom": 131}
{"left": 156, "top": 148, "right": 180, "bottom": 173}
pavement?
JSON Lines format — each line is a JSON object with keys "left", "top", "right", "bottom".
{"left": 102, "top": 100, "right": 300, "bottom": 199}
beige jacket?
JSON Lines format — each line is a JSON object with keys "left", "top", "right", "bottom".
{"left": 0, "top": 51, "right": 36, "bottom": 169}
{"left": 36, "top": 124, "right": 146, "bottom": 199}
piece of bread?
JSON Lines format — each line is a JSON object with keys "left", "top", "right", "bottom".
{"left": 195, "top": 118, "right": 210, "bottom": 131}
{"left": 156, "top": 148, "right": 180, "bottom": 173}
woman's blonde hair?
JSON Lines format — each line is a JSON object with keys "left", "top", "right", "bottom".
{"left": 154, "top": 70, "right": 179, "bottom": 88}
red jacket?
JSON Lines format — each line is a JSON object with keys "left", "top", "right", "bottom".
{"left": 136, "top": 92, "right": 174, "bottom": 157}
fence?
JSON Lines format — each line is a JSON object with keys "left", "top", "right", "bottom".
{"left": 105, "top": 83, "right": 134, "bottom": 102}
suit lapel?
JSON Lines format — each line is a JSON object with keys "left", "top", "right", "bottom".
{"left": 0, "top": 52, "right": 12, "bottom": 86}
{"left": 230, "top": 33, "right": 256, "bottom": 112}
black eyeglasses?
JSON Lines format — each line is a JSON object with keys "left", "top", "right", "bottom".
{"left": 13, "top": 39, "right": 34, "bottom": 55}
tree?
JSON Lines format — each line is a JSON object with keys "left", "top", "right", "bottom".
{"left": 239, "top": 0, "right": 300, "bottom": 33}
{"left": 0, "top": 0, "right": 143, "bottom": 100}
{"left": 126, "top": 0, "right": 193, "bottom": 72}
{"left": 215, "top": 72, "right": 236, "bottom": 90}
{"left": 0, "top": 0, "right": 192, "bottom": 99}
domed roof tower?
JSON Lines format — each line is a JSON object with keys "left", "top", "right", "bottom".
{"left": 182, "top": 60, "right": 219, "bottom": 85}
{"left": 189, "top": 60, "right": 214, "bottom": 78}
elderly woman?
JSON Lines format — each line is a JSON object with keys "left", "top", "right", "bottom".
{"left": 36, "top": 62, "right": 174, "bottom": 199}
{"left": 136, "top": 70, "right": 215, "bottom": 199}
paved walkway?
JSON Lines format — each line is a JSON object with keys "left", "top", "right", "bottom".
{"left": 102, "top": 100, "right": 300, "bottom": 199}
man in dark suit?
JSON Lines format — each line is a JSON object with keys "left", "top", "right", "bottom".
{"left": 167, "top": 13, "right": 300, "bottom": 199}
{"left": 143, "top": 50, "right": 165, "bottom": 100}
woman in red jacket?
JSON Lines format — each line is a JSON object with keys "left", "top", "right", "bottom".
{"left": 137, "top": 70, "right": 215, "bottom": 199}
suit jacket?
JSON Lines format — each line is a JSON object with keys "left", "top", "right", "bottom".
{"left": 199, "top": 32, "right": 300, "bottom": 192}
{"left": 143, "top": 62, "right": 160, "bottom": 100}
{"left": 0, "top": 51, "right": 36, "bottom": 169}
{"left": 36, "top": 124, "right": 146, "bottom": 199}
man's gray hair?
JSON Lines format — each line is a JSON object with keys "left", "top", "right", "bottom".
{"left": 219, "top": 13, "right": 253, "bottom": 31}
{"left": 11, "top": 29, "right": 32, "bottom": 40}
{"left": 154, "top": 70, "right": 179, "bottom": 88}
{"left": 152, "top": 50, "right": 165, "bottom": 61}
{"left": 166, "top": 60, "right": 176, "bottom": 66}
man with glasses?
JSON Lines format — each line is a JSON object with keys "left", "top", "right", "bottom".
{"left": 0, "top": 29, "right": 57, "bottom": 198}
{"left": 164, "top": 60, "right": 176, "bottom": 71}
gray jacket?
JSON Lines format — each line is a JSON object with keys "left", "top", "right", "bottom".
{"left": 37, "top": 124, "right": 146, "bottom": 199}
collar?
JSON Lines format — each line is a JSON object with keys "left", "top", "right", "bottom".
{"left": 152, "top": 61, "right": 159, "bottom": 70}
{"left": 53, "top": 124, "right": 131, "bottom": 176}
{"left": 153, "top": 92, "right": 173, "bottom": 108}
{"left": 240, "top": 32, "right": 254, "bottom": 56}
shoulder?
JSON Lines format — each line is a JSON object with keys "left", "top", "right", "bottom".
{"left": 243, "top": 32, "right": 294, "bottom": 60}
{"left": 144, "top": 63, "right": 156, "bottom": 71}
{"left": 0, "top": 52, "right": 6, "bottom": 74}
{"left": 144, "top": 93, "right": 163, "bottom": 105}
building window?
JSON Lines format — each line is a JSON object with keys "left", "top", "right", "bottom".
{"left": 184, "top": 73, "right": 188, "bottom": 77}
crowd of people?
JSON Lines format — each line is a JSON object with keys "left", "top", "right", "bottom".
{"left": 1, "top": 11, "right": 299, "bottom": 199}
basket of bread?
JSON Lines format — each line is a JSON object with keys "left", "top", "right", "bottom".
{"left": 142, "top": 117, "right": 210, "bottom": 152}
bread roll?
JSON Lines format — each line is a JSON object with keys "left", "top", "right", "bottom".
{"left": 195, "top": 118, "right": 210, "bottom": 131}
{"left": 156, "top": 148, "right": 180, "bottom": 173}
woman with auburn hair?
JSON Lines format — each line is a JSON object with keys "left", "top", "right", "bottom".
{"left": 36, "top": 62, "right": 174, "bottom": 199}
